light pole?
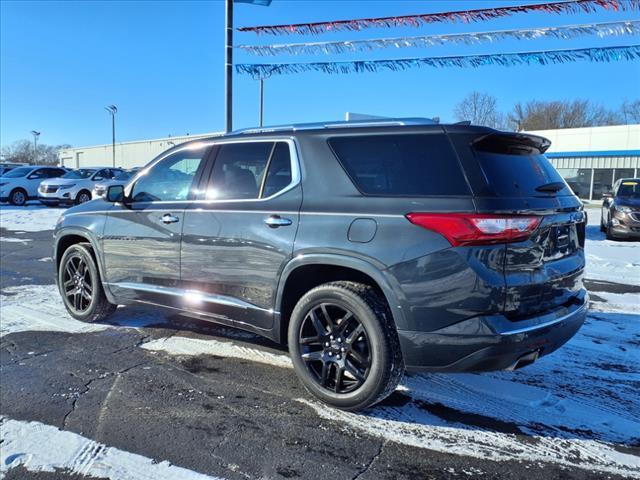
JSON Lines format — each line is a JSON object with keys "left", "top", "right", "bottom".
{"left": 104, "top": 105, "right": 117, "bottom": 167}
{"left": 30, "top": 130, "right": 40, "bottom": 163}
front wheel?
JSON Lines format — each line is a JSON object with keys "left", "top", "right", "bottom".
{"left": 58, "top": 243, "right": 116, "bottom": 322}
{"left": 9, "top": 188, "right": 27, "bottom": 206}
{"left": 76, "top": 190, "right": 92, "bottom": 204}
{"left": 288, "top": 281, "right": 404, "bottom": 411}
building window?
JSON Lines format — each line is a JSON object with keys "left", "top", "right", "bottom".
{"left": 557, "top": 168, "right": 592, "bottom": 199}
{"left": 592, "top": 169, "right": 615, "bottom": 200}
{"left": 614, "top": 168, "right": 635, "bottom": 183}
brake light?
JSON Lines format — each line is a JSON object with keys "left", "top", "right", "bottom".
{"left": 406, "top": 213, "right": 541, "bottom": 246}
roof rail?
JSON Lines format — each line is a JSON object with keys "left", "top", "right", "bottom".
{"left": 233, "top": 117, "right": 437, "bottom": 135}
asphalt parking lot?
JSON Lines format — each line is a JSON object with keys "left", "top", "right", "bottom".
{"left": 1, "top": 205, "right": 639, "bottom": 479}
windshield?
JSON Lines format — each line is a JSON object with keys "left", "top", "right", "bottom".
{"left": 63, "top": 169, "right": 95, "bottom": 179}
{"left": 617, "top": 180, "right": 640, "bottom": 199}
{"left": 2, "top": 167, "right": 33, "bottom": 178}
{"left": 114, "top": 170, "right": 133, "bottom": 181}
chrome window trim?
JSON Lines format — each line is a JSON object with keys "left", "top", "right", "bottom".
{"left": 105, "top": 281, "right": 276, "bottom": 314}
{"left": 125, "top": 137, "right": 301, "bottom": 204}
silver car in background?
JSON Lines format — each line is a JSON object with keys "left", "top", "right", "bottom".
{"left": 92, "top": 168, "right": 140, "bottom": 199}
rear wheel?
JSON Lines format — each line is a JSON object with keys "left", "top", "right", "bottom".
{"left": 58, "top": 243, "right": 116, "bottom": 322}
{"left": 75, "top": 190, "right": 92, "bottom": 204}
{"left": 288, "top": 281, "right": 404, "bottom": 411}
{"left": 9, "top": 188, "right": 27, "bottom": 206}
{"left": 600, "top": 214, "right": 606, "bottom": 232}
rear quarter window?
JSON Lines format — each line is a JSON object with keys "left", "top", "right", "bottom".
{"left": 328, "top": 134, "right": 470, "bottom": 196}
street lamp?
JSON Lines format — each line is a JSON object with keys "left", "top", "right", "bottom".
{"left": 30, "top": 130, "right": 40, "bottom": 163}
{"left": 104, "top": 105, "right": 117, "bottom": 168}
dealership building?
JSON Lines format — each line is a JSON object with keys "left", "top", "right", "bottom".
{"left": 58, "top": 123, "right": 639, "bottom": 202}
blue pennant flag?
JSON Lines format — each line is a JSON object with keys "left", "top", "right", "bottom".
{"left": 234, "top": 0, "right": 272, "bottom": 5}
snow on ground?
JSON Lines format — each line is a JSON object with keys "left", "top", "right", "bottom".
{"left": 0, "top": 205, "right": 65, "bottom": 232}
{"left": 0, "top": 285, "right": 166, "bottom": 338}
{"left": 584, "top": 207, "right": 640, "bottom": 286}
{"left": 2, "top": 283, "right": 638, "bottom": 476}
{"left": 0, "top": 417, "right": 221, "bottom": 480}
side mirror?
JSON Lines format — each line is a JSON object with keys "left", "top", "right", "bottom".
{"left": 106, "top": 185, "right": 125, "bottom": 203}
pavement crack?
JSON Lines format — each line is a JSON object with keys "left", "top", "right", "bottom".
{"left": 352, "top": 440, "right": 386, "bottom": 480}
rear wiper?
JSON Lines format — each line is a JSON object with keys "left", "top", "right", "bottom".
{"left": 535, "top": 181, "right": 565, "bottom": 193}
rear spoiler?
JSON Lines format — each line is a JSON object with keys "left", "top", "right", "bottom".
{"left": 471, "top": 132, "right": 551, "bottom": 155}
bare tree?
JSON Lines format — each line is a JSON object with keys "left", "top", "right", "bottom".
{"left": 620, "top": 99, "right": 640, "bottom": 124}
{"left": 508, "top": 99, "right": 623, "bottom": 131}
{"left": 1, "top": 140, "right": 71, "bottom": 165}
{"left": 454, "top": 91, "right": 505, "bottom": 129}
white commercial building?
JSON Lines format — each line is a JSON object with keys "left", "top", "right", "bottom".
{"left": 57, "top": 132, "right": 219, "bottom": 170}
{"left": 528, "top": 124, "right": 640, "bottom": 201}
{"left": 59, "top": 123, "right": 639, "bottom": 201}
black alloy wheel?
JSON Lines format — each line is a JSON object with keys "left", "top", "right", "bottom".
{"left": 288, "top": 281, "right": 404, "bottom": 411}
{"left": 299, "top": 303, "right": 371, "bottom": 394}
{"left": 10, "top": 189, "right": 26, "bottom": 206}
{"left": 62, "top": 253, "right": 93, "bottom": 314}
{"left": 58, "top": 243, "right": 117, "bottom": 322}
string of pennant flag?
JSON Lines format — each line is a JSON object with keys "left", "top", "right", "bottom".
{"left": 238, "top": 20, "right": 640, "bottom": 56}
{"left": 234, "top": 0, "right": 640, "bottom": 78}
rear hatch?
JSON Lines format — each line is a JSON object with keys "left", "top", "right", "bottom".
{"left": 452, "top": 129, "right": 586, "bottom": 319}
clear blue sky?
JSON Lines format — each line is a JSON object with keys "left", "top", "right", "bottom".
{"left": 1, "top": 0, "right": 639, "bottom": 148}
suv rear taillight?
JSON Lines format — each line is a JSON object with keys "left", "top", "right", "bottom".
{"left": 406, "top": 213, "right": 541, "bottom": 247}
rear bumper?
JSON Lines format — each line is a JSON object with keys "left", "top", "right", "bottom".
{"left": 399, "top": 290, "right": 588, "bottom": 372}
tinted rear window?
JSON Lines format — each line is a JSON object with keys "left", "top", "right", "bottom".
{"left": 329, "top": 134, "right": 470, "bottom": 196}
{"left": 474, "top": 149, "right": 571, "bottom": 197}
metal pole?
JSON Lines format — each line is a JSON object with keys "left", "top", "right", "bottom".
{"left": 33, "top": 136, "right": 37, "bottom": 160}
{"left": 259, "top": 78, "right": 264, "bottom": 127}
{"left": 225, "top": 0, "right": 233, "bottom": 133}
{"left": 112, "top": 113, "right": 116, "bottom": 168}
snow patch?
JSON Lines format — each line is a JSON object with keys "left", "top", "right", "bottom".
{"left": 141, "top": 336, "right": 292, "bottom": 369}
{"left": 585, "top": 208, "right": 640, "bottom": 286}
{"left": 297, "top": 399, "right": 640, "bottom": 478}
{"left": 0, "top": 284, "right": 165, "bottom": 337}
{"left": 0, "top": 205, "right": 65, "bottom": 232}
{"left": 0, "top": 416, "right": 221, "bottom": 479}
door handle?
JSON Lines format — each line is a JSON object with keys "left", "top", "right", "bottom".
{"left": 161, "top": 213, "right": 179, "bottom": 224}
{"left": 264, "top": 215, "right": 292, "bottom": 228}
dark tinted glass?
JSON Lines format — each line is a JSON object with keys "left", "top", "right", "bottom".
{"left": 474, "top": 150, "right": 570, "bottom": 197}
{"left": 616, "top": 179, "right": 640, "bottom": 198}
{"left": 206, "top": 142, "right": 273, "bottom": 200}
{"left": 329, "top": 134, "right": 469, "bottom": 196}
{"left": 262, "top": 143, "right": 292, "bottom": 198}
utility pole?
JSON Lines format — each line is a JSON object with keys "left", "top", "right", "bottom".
{"left": 259, "top": 78, "right": 264, "bottom": 127}
{"left": 104, "top": 105, "right": 117, "bottom": 168}
{"left": 30, "top": 130, "right": 40, "bottom": 162}
{"left": 225, "top": 0, "right": 233, "bottom": 133}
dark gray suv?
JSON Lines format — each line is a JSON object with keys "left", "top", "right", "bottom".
{"left": 53, "top": 119, "right": 588, "bottom": 410}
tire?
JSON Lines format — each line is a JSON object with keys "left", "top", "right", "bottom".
{"left": 600, "top": 214, "right": 606, "bottom": 232}
{"left": 58, "top": 243, "right": 116, "bottom": 322}
{"left": 9, "top": 188, "right": 27, "bottom": 206}
{"left": 75, "top": 190, "right": 92, "bottom": 205}
{"left": 288, "top": 281, "right": 404, "bottom": 411}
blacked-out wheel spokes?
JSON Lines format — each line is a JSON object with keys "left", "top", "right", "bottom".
{"left": 62, "top": 254, "right": 93, "bottom": 313}
{"left": 299, "top": 303, "right": 371, "bottom": 394}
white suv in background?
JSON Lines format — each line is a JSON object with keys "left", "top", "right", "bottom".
{"left": 0, "top": 165, "right": 67, "bottom": 206}
{"left": 38, "top": 167, "right": 123, "bottom": 206}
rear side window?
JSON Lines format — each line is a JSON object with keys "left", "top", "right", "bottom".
{"left": 328, "top": 134, "right": 470, "bottom": 196}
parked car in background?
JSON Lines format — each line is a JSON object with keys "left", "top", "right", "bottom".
{"left": 601, "top": 178, "right": 640, "bottom": 240}
{"left": 38, "top": 167, "right": 123, "bottom": 206}
{"left": 92, "top": 168, "right": 140, "bottom": 198}
{"left": 0, "top": 165, "right": 67, "bottom": 206}
{"left": 0, "top": 162, "right": 27, "bottom": 177}
{"left": 53, "top": 119, "right": 588, "bottom": 411}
